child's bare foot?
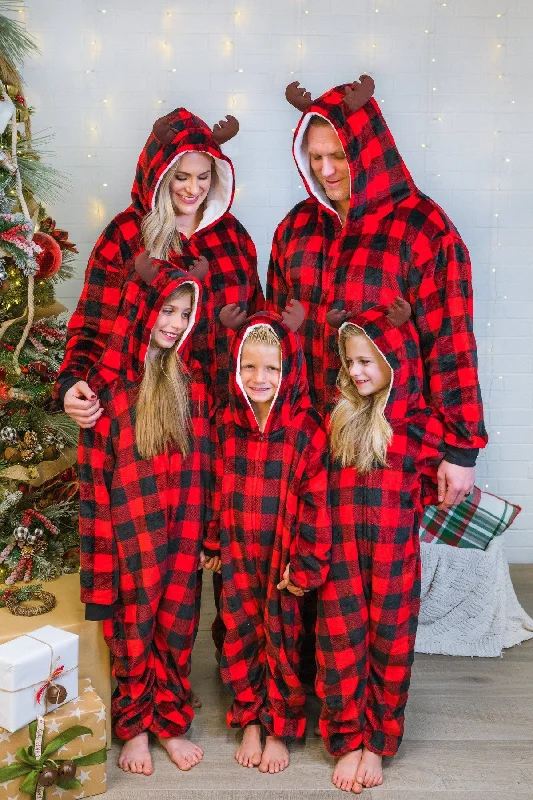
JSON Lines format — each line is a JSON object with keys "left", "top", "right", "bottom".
{"left": 158, "top": 736, "right": 203, "bottom": 771}
{"left": 314, "top": 724, "right": 321, "bottom": 737}
{"left": 258, "top": 735, "right": 289, "bottom": 774}
{"left": 118, "top": 732, "right": 153, "bottom": 775}
{"left": 190, "top": 690, "right": 202, "bottom": 709}
{"left": 332, "top": 749, "right": 363, "bottom": 793}
{"left": 355, "top": 747, "right": 383, "bottom": 788}
{"left": 235, "top": 724, "right": 263, "bottom": 768}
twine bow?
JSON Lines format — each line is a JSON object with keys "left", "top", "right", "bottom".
{"left": 35, "top": 661, "right": 64, "bottom": 705}
{"left": 0, "top": 716, "right": 106, "bottom": 798}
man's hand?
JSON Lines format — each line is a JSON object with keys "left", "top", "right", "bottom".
{"left": 437, "top": 460, "right": 475, "bottom": 510}
{"left": 63, "top": 381, "right": 103, "bottom": 429}
{"left": 277, "top": 563, "right": 306, "bottom": 597}
{"left": 203, "top": 554, "right": 221, "bottom": 574}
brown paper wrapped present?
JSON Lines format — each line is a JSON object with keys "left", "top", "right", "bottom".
{"left": 0, "top": 575, "right": 111, "bottom": 746}
{"left": 0, "top": 678, "right": 106, "bottom": 800}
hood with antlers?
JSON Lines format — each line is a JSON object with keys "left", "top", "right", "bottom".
{"left": 130, "top": 107, "right": 239, "bottom": 232}
{"left": 286, "top": 76, "right": 416, "bottom": 223}
{"left": 328, "top": 297, "right": 432, "bottom": 423}
{"left": 226, "top": 307, "right": 310, "bottom": 434}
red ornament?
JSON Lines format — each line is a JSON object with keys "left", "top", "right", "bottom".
{"left": 32, "top": 232, "right": 62, "bottom": 281}
{"left": 14, "top": 94, "right": 25, "bottom": 105}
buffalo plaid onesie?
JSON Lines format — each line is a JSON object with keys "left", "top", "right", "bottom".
{"left": 78, "top": 266, "right": 211, "bottom": 740}
{"left": 57, "top": 107, "right": 263, "bottom": 408}
{"left": 316, "top": 305, "right": 446, "bottom": 758}
{"left": 267, "top": 81, "right": 488, "bottom": 683}
{"left": 204, "top": 312, "right": 331, "bottom": 739}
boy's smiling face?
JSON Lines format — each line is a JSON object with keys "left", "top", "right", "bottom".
{"left": 240, "top": 342, "right": 281, "bottom": 409}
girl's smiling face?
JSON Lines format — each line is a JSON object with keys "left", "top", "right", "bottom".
{"left": 151, "top": 293, "right": 192, "bottom": 349}
{"left": 344, "top": 334, "right": 391, "bottom": 396}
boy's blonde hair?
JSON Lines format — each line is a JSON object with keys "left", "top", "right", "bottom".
{"left": 242, "top": 324, "right": 281, "bottom": 351}
{"left": 329, "top": 324, "right": 393, "bottom": 473}
{"left": 135, "top": 283, "right": 194, "bottom": 459}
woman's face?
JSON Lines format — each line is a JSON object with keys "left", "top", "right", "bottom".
{"left": 170, "top": 152, "right": 213, "bottom": 218}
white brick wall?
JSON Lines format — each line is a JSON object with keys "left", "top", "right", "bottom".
{"left": 18, "top": 0, "right": 533, "bottom": 560}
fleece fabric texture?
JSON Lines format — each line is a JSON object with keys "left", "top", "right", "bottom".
{"left": 206, "top": 312, "right": 331, "bottom": 739}
{"left": 78, "top": 266, "right": 211, "bottom": 740}
{"left": 316, "top": 305, "right": 445, "bottom": 758}
{"left": 266, "top": 82, "right": 487, "bottom": 466}
{"left": 57, "top": 107, "right": 263, "bottom": 408}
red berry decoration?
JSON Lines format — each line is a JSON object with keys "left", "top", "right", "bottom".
{"left": 32, "top": 232, "right": 62, "bottom": 281}
{"left": 15, "top": 94, "right": 25, "bottom": 105}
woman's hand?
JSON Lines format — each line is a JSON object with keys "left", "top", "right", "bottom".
{"left": 277, "top": 563, "right": 306, "bottom": 597}
{"left": 63, "top": 381, "right": 103, "bottom": 428}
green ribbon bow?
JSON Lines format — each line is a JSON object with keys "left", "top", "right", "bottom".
{"left": 0, "top": 718, "right": 106, "bottom": 796}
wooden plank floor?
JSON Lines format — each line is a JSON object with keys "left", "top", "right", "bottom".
{"left": 104, "top": 566, "right": 533, "bottom": 799}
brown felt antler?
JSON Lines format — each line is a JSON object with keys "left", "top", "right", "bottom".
{"left": 285, "top": 81, "right": 314, "bottom": 112}
{"left": 212, "top": 115, "right": 239, "bottom": 144}
{"left": 343, "top": 75, "right": 375, "bottom": 113}
{"left": 325, "top": 308, "right": 348, "bottom": 329}
{"left": 219, "top": 303, "right": 250, "bottom": 331}
{"left": 135, "top": 251, "right": 159, "bottom": 284}
{"left": 385, "top": 296, "right": 411, "bottom": 327}
{"left": 152, "top": 112, "right": 176, "bottom": 147}
{"left": 281, "top": 299, "right": 306, "bottom": 332}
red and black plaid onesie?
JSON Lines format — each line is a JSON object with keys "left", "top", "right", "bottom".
{"left": 316, "top": 305, "right": 446, "bottom": 758}
{"left": 78, "top": 267, "right": 211, "bottom": 740}
{"left": 204, "top": 312, "right": 331, "bottom": 739}
{"left": 57, "top": 107, "right": 263, "bottom": 408}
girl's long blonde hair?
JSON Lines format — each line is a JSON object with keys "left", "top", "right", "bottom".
{"left": 141, "top": 154, "right": 215, "bottom": 260}
{"left": 135, "top": 283, "right": 194, "bottom": 459}
{"left": 329, "top": 324, "right": 393, "bottom": 473}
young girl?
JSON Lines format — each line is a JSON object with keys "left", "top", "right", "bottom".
{"left": 316, "top": 298, "right": 445, "bottom": 793}
{"left": 203, "top": 303, "right": 331, "bottom": 774}
{"left": 78, "top": 263, "right": 211, "bottom": 776}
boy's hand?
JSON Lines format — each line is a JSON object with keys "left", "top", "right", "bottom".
{"left": 277, "top": 564, "right": 306, "bottom": 597}
{"left": 203, "top": 555, "right": 222, "bottom": 573}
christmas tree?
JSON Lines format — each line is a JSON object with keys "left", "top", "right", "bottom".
{"left": 0, "top": 1, "right": 79, "bottom": 584}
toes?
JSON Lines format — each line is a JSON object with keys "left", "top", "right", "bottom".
{"left": 351, "top": 781, "right": 363, "bottom": 794}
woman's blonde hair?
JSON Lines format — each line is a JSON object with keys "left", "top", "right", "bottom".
{"left": 141, "top": 154, "right": 215, "bottom": 260}
{"left": 329, "top": 324, "right": 393, "bottom": 473}
{"left": 135, "top": 283, "right": 195, "bottom": 459}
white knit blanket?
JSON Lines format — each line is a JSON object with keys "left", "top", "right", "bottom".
{"left": 416, "top": 537, "right": 533, "bottom": 657}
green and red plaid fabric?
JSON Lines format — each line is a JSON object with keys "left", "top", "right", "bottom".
{"left": 419, "top": 486, "right": 521, "bottom": 550}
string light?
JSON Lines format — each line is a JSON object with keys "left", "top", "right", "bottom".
{"left": 102, "top": 183, "right": 107, "bottom": 187}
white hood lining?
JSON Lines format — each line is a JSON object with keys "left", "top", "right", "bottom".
{"left": 294, "top": 113, "right": 349, "bottom": 218}
{"left": 235, "top": 324, "right": 282, "bottom": 431}
{"left": 152, "top": 151, "right": 233, "bottom": 233}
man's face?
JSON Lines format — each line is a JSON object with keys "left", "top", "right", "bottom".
{"left": 306, "top": 123, "right": 350, "bottom": 205}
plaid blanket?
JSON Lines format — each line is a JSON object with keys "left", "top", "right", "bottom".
{"left": 419, "top": 486, "right": 521, "bottom": 550}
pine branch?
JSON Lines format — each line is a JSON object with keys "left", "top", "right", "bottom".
{"left": 0, "top": 2, "right": 39, "bottom": 67}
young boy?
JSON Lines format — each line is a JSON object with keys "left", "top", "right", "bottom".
{"left": 203, "top": 302, "right": 331, "bottom": 774}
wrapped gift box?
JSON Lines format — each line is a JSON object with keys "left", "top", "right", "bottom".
{"left": 0, "top": 678, "right": 106, "bottom": 800}
{"left": 0, "top": 574, "right": 111, "bottom": 746}
{"left": 0, "top": 625, "right": 78, "bottom": 733}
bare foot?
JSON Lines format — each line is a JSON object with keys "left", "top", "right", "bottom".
{"left": 332, "top": 749, "right": 363, "bottom": 793}
{"left": 356, "top": 747, "right": 383, "bottom": 788}
{"left": 158, "top": 736, "right": 203, "bottom": 771}
{"left": 314, "top": 724, "right": 321, "bottom": 737}
{"left": 190, "top": 690, "right": 202, "bottom": 709}
{"left": 118, "top": 732, "right": 153, "bottom": 775}
{"left": 258, "top": 735, "right": 289, "bottom": 774}
{"left": 235, "top": 724, "right": 263, "bottom": 768}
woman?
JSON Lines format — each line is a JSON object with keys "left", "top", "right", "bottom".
{"left": 57, "top": 107, "right": 263, "bottom": 423}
